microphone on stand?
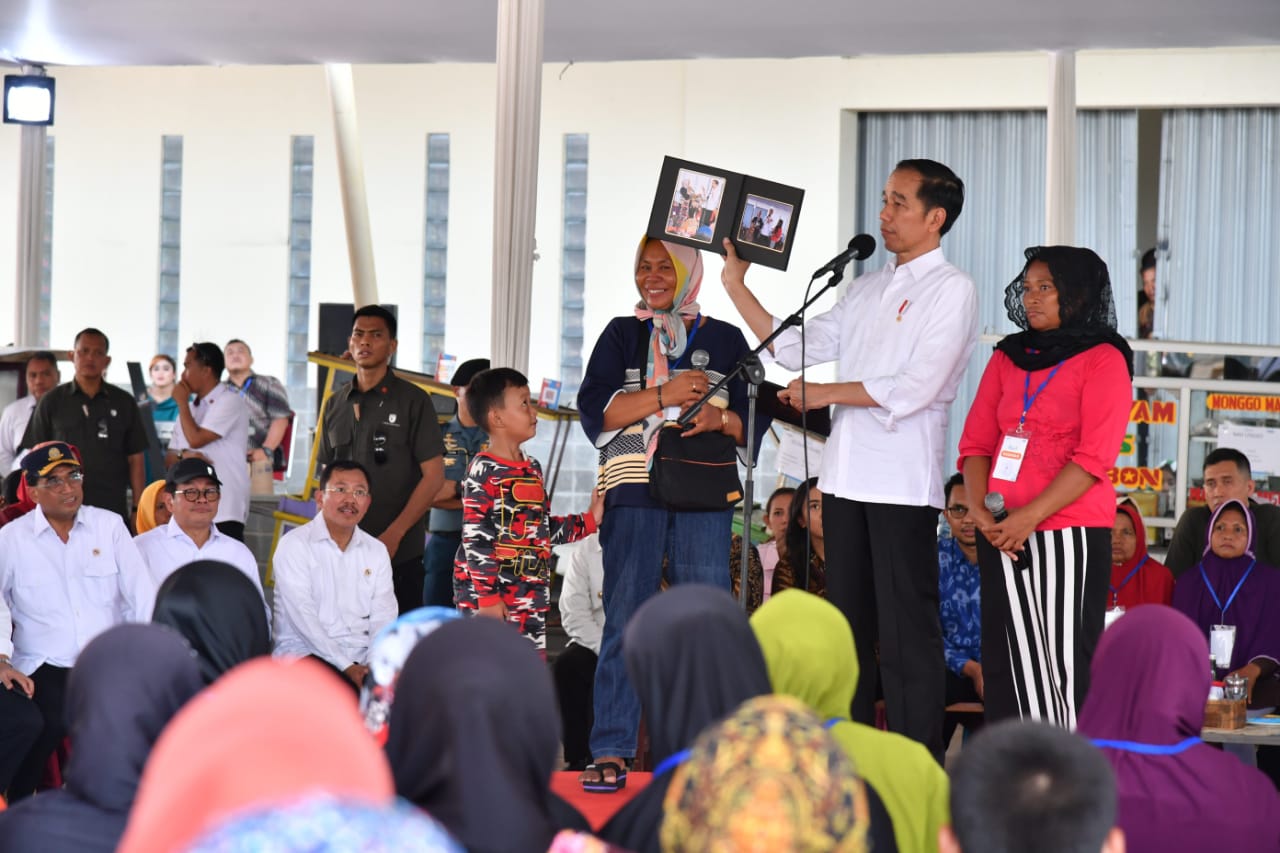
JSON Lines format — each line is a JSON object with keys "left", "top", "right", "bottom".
{"left": 984, "top": 492, "right": 1028, "bottom": 570}
{"left": 811, "top": 234, "right": 877, "bottom": 279}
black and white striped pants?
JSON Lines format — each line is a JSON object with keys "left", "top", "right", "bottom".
{"left": 977, "top": 526, "right": 1110, "bottom": 728}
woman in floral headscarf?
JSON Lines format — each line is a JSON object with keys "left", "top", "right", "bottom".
{"left": 576, "top": 237, "right": 757, "bottom": 792}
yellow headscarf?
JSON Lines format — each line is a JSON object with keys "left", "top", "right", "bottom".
{"left": 632, "top": 236, "right": 703, "bottom": 387}
{"left": 135, "top": 480, "right": 168, "bottom": 533}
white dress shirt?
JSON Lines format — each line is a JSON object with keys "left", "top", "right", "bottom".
{"left": 134, "top": 517, "right": 267, "bottom": 623}
{"left": 769, "top": 246, "right": 978, "bottom": 508}
{"left": 272, "top": 515, "right": 396, "bottom": 670}
{"left": 558, "top": 534, "right": 604, "bottom": 655}
{"left": 168, "top": 383, "right": 250, "bottom": 525}
{"left": 0, "top": 396, "right": 35, "bottom": 472}
{"left": 0, "top": 504, "right": 150, "bottom": 673}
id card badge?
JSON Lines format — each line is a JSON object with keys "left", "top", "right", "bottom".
{"left": 1104, "top": 605, "right": 1126, "bottom": 630}
{"left": 992, "top": 433, "right": 1029, "bottom": 482}
{"left": 1210, "top": 624, "right": 1237, "bottom": 668}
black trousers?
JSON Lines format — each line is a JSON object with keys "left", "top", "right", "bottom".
{"left": 0, "top": 685, "right": 43, "bottom": 796}
{"left": 824, "top": 496, "right": 945, "bottom": 762}
{"left": 392, "top": 557, "right": 426, "bottom": 615}
{"left": 553, "top": 642, "right": 598, "bottom": 770}
{"left": 943, "top": 668, "right": 985, "bottom": 745}
{"left": 7, "top": 665, "right": 69, "bottom": 802}
{"left": 216, "top": 521, "right": 245, "bottom": 542}
{"left": 977, "top": 526, "right": 1110, "bottom": 726}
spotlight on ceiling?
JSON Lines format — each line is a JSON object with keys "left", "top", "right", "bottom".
{"left": 3, "top": 73, "right": 56, "bottom": 126}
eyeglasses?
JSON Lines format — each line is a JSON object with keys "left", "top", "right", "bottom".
{"left": 372, "top": 431, "right": 388, "bottom": 465}
{"left": 324, "top": 486, "right": 371, "bottom": 499}
{"left": 37, "top": 471, "right": 84, "bottom": 491}
{"left": 174, "top": 487, "right": 222, "bottom": 502}
{"left": 945, "top": 505, "right": 969, "bottom": 519}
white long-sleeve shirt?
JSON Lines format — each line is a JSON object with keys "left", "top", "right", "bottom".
{"left": 558, "top": 534, "right": 604, "bottom": 654}
{"left": 768, "top": 246, "right": 978, "bottom": 508}
{"left": 0, "top": 396, "right": 35, "bottom": 472}
{"left": 0, "top": 504, "right": 150, "bottom": 673}
{"left": 134, "top": 518, "right": 269, "bottom": 624}
{"left": 271, "top": 515, "right": 397, "bottom": 670}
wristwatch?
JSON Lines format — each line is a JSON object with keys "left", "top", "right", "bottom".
{"left": 262, "top": 446, "right": 275, "bottom": 458}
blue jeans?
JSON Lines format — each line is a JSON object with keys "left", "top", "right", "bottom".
{"left": 422, "top": 531, "right": 461, "bottom": 608}
{"left": 589, "top": 506, "right": 733, "bottom": 760}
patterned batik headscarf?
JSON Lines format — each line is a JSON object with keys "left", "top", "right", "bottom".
{"left": 660, "top": 694, "right": 870, "bottom": 853}
{"left": 632, "top": 236, "right": 704, "bottom": 388}
{"left": 359, "top": 606, "right": 460, "bottom": 745}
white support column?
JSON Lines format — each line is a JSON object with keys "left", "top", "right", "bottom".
{"left": 490, "top": 0, "right": 545, "bottom": 375}
{"left": 1045, "top": 50, "right": 1077, "bottom": 246}
{"left": 325, "top": 63, "right": 379, "bottom": 309}
{"left": 14, "top": 124, "right": 48, "bottom": 346}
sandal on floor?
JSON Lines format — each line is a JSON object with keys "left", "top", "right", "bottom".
{"left": 580, "top": 760, "right": 628, "bottom": 794}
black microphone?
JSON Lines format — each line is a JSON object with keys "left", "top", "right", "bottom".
{"left": 985, "top": 492, "right": 1028, "bottom": 569}
{"left": 811, "top": 234, "right": 877, "bottom": 279}
{"left": 984, "top": 492, "right": 1008, "bottom": 522}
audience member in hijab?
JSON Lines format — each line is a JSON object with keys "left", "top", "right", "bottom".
{"left": 944, "top": 721, "right": 1123, "bottom": 853}
{"left": 1077, "top": 605, "right": 1280, "bottom": 853}
{"left": 1108, "top": 499, "right": 1174, "bottom": 617}
{"left": 1172, "top": 498, "right": 1280, "bottom": 706}
{"left": 386, "top": 617, "right": 589, "bottom": 853}
{"left": 151, "top": 559, "right": 271, "bottom": 684}
{"left": 117, "top": 657, "right": 394, "bottom": 853}
{"left": 598, "top": 585, "right": 772, "bottom": 853}
{"left": 133, "top": 479, "right": 170, "bottom": 534}
{"left": 661, "top": 694, "right": 873, "bottom": 853}
{"left": 359, "top": 606, "right": 460, "bottom": 746}
{"left": 752, "top": 589, "right": 947, "bottom": 853}
{"left": 184, "top": 795, "right": 462, "bottom": 853}
{"left": 0, "top": 624, "right": 203, "bottom": 853}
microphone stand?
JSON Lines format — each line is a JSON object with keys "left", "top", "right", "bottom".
{"left": 678, "top": 261, "right": 849, "bottom": 610}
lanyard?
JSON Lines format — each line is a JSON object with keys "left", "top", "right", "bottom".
{"left": 1090, "top": 736, "right": 1201, "bottom": 755}
{"left": 824, "top": 718, "right": 840, "bottom": 730}
{"left": 236, "top": 376, "right": 254, "bottom": 398}
{"left": 1019, "top": 362, "right": 1063, "bottom": 432}
{"left": 648, "top": 314, "right": 702, "bottom": 371}
{"left": 652, "top": 748, "right": 692, "bottom": 780}
{"left": 1200, "top": 559, "right": 1256, "bottom": 620}
{"left": 1110, "top": 555, "right": 1149, "bottom": 606}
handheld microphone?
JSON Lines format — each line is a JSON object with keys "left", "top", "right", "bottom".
{"left": 984, "top": 492, "right": 1008, "bottom": 522}
{"left": 690, "top": 349, "right": 710, "bottom": 370}
{"left": 811, "top": 234, "right": 877, "bottom": 279}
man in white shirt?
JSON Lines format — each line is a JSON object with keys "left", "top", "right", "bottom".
{"left": 0, "top": 441, "right": 150, "bottom": 800}
{"left": 0, "top": 352, "right": 59, "bottom": 472}
{"left": 134, "top": 457, "right": 266, "bottom": 622}
{"left": 553, "top": 534, "right": 604, "bottom": 771}
{"left": 272, "top": 460, "right": 396, "bottom": 690}
{"left": 721, "top": 158, "right": 978, "bottom": 761}
{"left": 166, "top": 342, "right": 250, "bottom": 541}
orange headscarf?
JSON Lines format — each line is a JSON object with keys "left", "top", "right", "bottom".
{"left": 134, "top": 480, "right": 168, "bottom": 534}
{"left": 117, "top": 658, "right": 393, "bottom": 853}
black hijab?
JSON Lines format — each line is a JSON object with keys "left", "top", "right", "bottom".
{"left": 995, "top": 245, "right": 1134, "bottom": 376}
{"left": 600, "top": 584, "right": 773, "bottom": 853}
{"left": 152, "top": 560, "right": 271, "bottom": 684}
{"left": 0, "top": 624, "right": 204, "bottom": 853}
{"left": 385, "top": 618, "right": 581, "bottom": 853}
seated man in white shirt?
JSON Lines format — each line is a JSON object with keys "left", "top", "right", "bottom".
{"left": 553, "top": 533, "right": 605, "bottom": 771}
{"left": 135, "top": 457, "right": 266, "bottom": 622}
{"left": 272, "top": 460, "right": 396, "bottom": 691}
{"left": 0, "top": 441, "right": 150, "bottom": 801}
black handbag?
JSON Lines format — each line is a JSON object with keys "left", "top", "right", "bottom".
{"left": 648, "top": 424, "right": 743, "bottom": 511}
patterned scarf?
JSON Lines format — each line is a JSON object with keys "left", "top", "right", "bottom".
{"left": 632, "top": 236, "right": 703, "bottom": 388}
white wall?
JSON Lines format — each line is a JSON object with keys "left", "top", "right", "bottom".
{"left": 1, "top": 46, "right": 1277, "bottom": 386}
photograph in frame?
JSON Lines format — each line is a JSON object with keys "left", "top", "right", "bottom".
{"left": 646, "top": 156, "right": 743, "bottom": 255}
{"left": 731, "top": 176, "right": 804, "bottom": 271}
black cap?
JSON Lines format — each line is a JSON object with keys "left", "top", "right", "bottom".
{"left": 450, "top": 358, "right": 491, "bottom": 388}
{"left": 165, "top": 457, "right": 222, "bottom": 489}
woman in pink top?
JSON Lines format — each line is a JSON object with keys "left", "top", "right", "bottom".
{"left": 958, "top": 246, "right": 1132, "bottom": 726}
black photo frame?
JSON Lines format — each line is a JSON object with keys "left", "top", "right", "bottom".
{"left": 646, "top": 156, "right": 805, "bottom": 271}
{"left": 730, "top": 176, "right": 804, "bottom": 271}
{"left": 646, "top": 157, "right": 744, "bottom": 254}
